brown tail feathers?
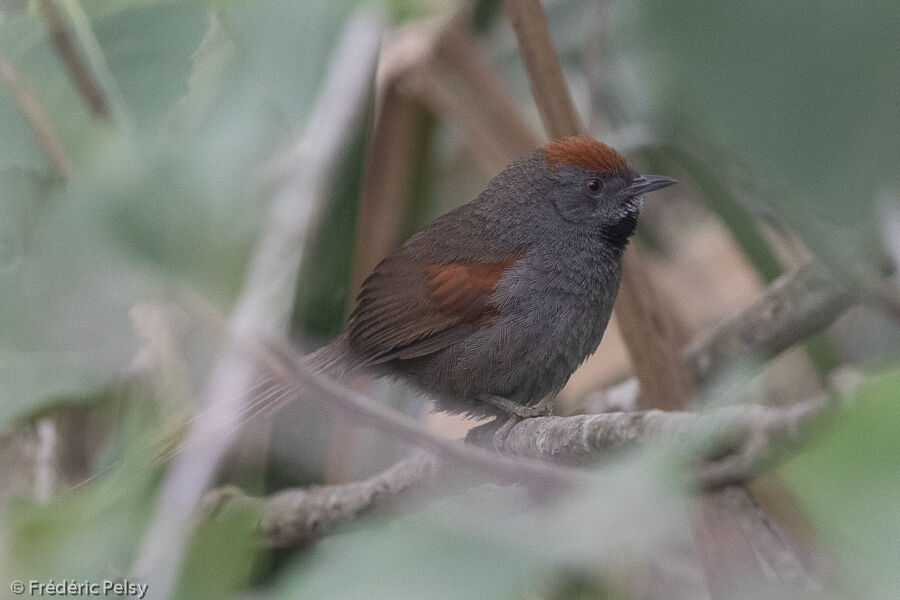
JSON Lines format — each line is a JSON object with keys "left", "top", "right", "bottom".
{"left": 304, "top": 331, "right": 352, "bottom": 377}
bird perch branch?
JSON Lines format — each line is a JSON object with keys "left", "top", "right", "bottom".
{"left": 204, "top": 388, "right": 838, "bottom": 548}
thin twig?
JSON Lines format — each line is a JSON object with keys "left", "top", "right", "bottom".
{"left": 58, "top": 0, "right": 131, "bottom": 126}
{"left": 131, "top": 13, "right": 384, "bottom": 600}
{"left": 0, "top": 52, "right": 73, "bottom": 177}
{"left": 38, "top": 0, "right": 109, "bottom": 120}
{"left": 203, "top": 451, "right": 439, "bottom": 547}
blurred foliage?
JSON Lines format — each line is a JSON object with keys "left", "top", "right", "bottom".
{"left": 0, "top": 0, "right": 363, "bottom": 432}
{"left": 3, "top": 392, "right": 164, "bottom": 583}
{"left": 172, "top": 498, "right": 261, "bottom": 599}
{"left": 781, "top": 367, "right": 900, "bottom": 599}
{"left": 260, "top": 451, "right": 687, "bottom": 600}
{"left": 0, "top": 0, "right": 363, "bottom": 589}
{"left": 642, "top": 145, "right": 782, "bottom": 283}
{"left": 5, "top": 468, "right": 157, "bottom": 581}
{"left": 470, "top": 0, "right": 501, "bottom": 33}
{"left": 608, "top": 0, "right": 900, "bottom": 289}
{"left": 90, "top": 2, "right": 207, "bottom": 127}
{"left": 542, "top": 570, "right": 613, "bottom": 600}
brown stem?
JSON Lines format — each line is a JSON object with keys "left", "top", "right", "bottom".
{"left": 38, "top": 0, "right": 109, "bottom": 120}
{"left": 0, "top": 53, "right": 73, "bottom": 177}
{"left": 501, "top": 0, "right": 694, "bottom": 411}
{"left": 615, "top": 256, "right": 695, "bottom": 410}
{"left": 501, "top": 0, "right": 580, "bottom": 140}
{"left": 691, "top": 486, "right": 824, "bottom": 597}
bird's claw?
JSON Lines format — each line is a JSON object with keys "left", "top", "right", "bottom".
{"left": 482, "top": 395, "right": 553, "bottom": 419}
{"left": 492, "top": 416, "right": 521, "bottom": 453}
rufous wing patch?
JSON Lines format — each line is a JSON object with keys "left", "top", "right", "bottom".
{"left": 425, "top": 254, "right": 523, "bottom": 325}
{"left": 542, "top": 136, "right": 628, "bottom": 174}
{"left": 346, "top": 251, "right": 524, "bottom": 364}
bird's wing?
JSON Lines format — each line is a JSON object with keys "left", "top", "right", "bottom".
{"left": 347, "top": 249, "right": 524, "bottom": 364}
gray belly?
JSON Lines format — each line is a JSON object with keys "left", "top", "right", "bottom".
{"left": 389, "top": 290, "right": 616, "bottom": 417}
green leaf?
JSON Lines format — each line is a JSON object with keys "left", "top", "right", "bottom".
{"left": 272, "top": 511, "right": 541, "bottom": 600}
{"left": 780, "top": 369, "right": 900, "bottom": 598}
{"left": 90, "top": 1, "right": 208, "bottom": 128}
{"left": 0, "top": 166, "right": 156, "bottom": 431}
{"left": 217, "top": 0, "right": 361, "bottom": 132}
{"left": 172, "top": 498, "right": 263, "bottom": 600}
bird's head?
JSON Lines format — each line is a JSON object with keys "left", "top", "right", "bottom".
{"left": 540, "top": 136, "right": 676, "bottom": 247}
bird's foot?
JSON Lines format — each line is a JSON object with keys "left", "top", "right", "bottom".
{"left": 482, "top": 395, "right": 553, "bottom": 419}
{"left": 481, "top": 395, "right": 554, "bottom": 453}
{"left": 491, "top": 415, "right": 521, "bottom": 453}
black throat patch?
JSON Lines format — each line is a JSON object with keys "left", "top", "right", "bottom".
{"left": 601, "top": 207, "right": 639, "bottom": 251}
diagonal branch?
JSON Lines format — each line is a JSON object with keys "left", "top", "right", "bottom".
{"left": 38, "top": 0, "right": 109, "bottom": 120}
{"left": 596, "top": 261, "right": 855, "bottom": 404}
{"left": 686, "top": 261, "right": 853, "bottom": 385}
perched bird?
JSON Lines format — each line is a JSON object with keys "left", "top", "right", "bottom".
{"left": 310, "top": 136, "right": 676, "bottom": 425}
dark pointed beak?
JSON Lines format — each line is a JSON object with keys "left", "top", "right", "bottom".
{"left": 625, "top": 174, "right": 678, "bottom": 196}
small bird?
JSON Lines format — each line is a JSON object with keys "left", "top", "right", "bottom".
{"left": 310, "top": 136, "right": 676, "bottom": 426}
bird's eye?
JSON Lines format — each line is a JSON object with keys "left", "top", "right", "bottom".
{"left": 584, "top": 178, "right": 603, "bottom": 196}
